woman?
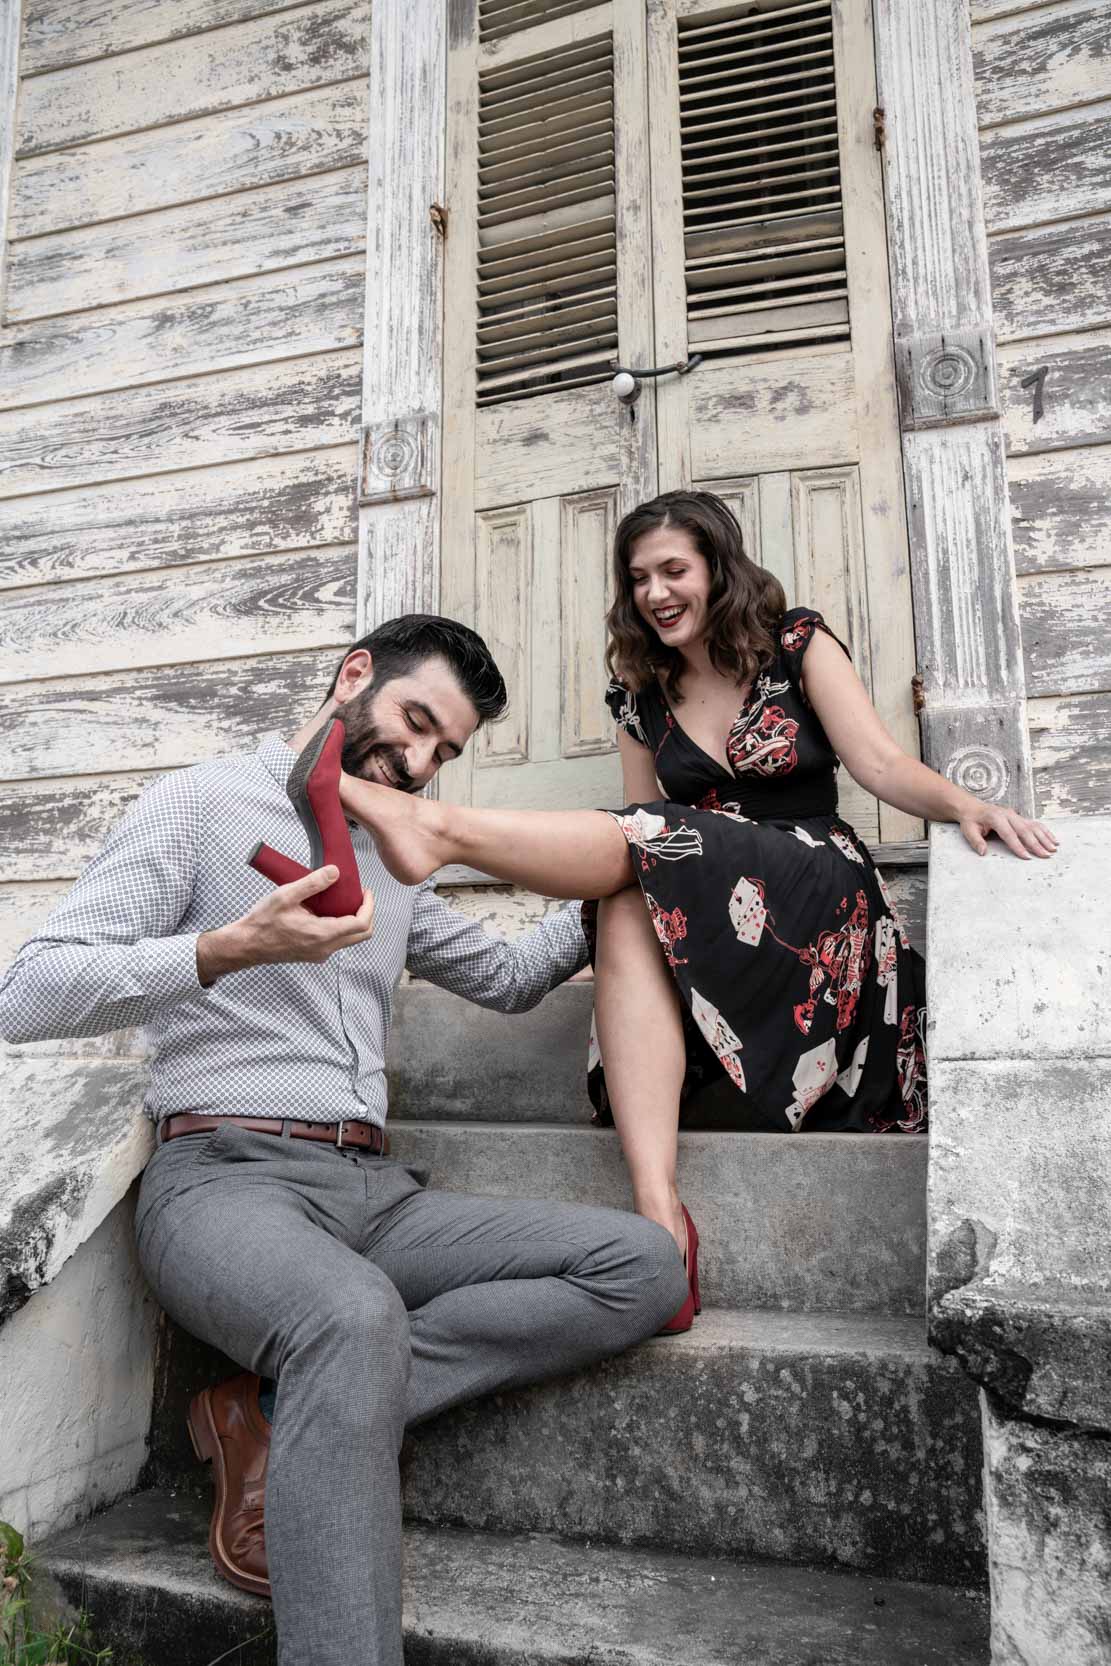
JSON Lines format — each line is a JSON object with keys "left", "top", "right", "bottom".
{"left": 337, "top": 491, "right": 1056, "bottom": 1327}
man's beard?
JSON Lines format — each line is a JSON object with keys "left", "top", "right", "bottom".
{"left": 337, "top": 693, "right": 415, "bottom": 792}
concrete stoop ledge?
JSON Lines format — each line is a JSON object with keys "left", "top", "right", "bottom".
{"left": 931, "top": 1280, "right": 1111, "bottom": 1432}
{"left": 400, "top": 1309, "right": 985, "bottom": 1588}
{"left": 0, "top": 1057, "right": 151, "bottom": 1324}
{"left": 38, "top": 1490, "right": 990, "bottom": 1666}
{"left": 386, "top": 1122, "right": 929, "bottom": 1317}
{"left": 145, "top": 1309, "right": 985, "bottom": 1590}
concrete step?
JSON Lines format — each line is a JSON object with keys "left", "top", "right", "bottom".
{"left": 402, "top": 1307, "right": 984, "bottom": 1589}
{"left": 145, "top": 1310, "right": 984, "bottom": 1589}
{"left": 387, "top": 1120, "right": 928, "bottom": 1316}
{"left": 388, "top": 981, "right": 596, "bottom": 1123}
{"left": 39, "top": 1489, "right": 989, "bottom": 1666}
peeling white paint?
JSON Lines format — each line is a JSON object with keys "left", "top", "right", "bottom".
{"left": 0, "top": 1196, "right": 157, "bottom": 1542}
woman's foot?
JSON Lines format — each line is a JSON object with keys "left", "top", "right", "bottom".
{"left": 636, "top": 1185, "right": 686, "bottom": 1256}
{"left": 338, "top": 771, "right": 450, "bottom": 885}
{"left": 651, "top": 1200, "right": 700, "bottom": 1335}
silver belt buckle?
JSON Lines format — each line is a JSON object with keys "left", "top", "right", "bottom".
{"left": 336, "top": 1119, "right": 347, "bottom": 1151}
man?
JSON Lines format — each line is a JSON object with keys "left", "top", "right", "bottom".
{"left": 0, "top": 614, "right": 686, "bottom": 1666}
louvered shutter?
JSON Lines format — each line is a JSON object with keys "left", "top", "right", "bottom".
{"left": 475, "top": 34, "right": 618, "bottom": 405}
{"left": 679, "top": 0, "right": 849, "bottom": 357}
{"left": 478, "top": 0, "right": 602, "bottom": 45}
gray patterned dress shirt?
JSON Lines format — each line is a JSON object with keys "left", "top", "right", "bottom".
{"left": 0, "top": 734, "right": 588, "bottom": 1127}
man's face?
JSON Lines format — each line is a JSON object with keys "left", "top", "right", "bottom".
{"left": 337, "top": 655, "right": 479, "bottom": 792}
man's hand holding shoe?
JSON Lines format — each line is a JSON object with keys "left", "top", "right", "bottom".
{"left": 197, "top": 866, "right": 376, "bottom": 984}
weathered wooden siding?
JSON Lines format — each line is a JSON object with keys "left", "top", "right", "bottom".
{"left": 0, "top": 0, "right": 367, "bottom": 966}
{"left": 973, "top": 0, "right": 1111, "bottom": 815}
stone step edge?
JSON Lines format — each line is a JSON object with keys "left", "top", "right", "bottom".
{"left": 631, "top": 1305, "right": 935, "bottom": 1359}
{"left": 142, "top": 1309, "right": 954, "bottom": 1512}
{"left": 40, "top": 1490, "right": 989, "bottom": 1666}
{"left": 390, "top": 1119, "right": 929, "bottom": 1150}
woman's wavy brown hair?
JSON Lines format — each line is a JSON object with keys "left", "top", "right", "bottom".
{"left": 606, "top": 489, "right": 787, "bottom": 700}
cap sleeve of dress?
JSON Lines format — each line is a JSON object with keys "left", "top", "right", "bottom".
{"left": 777, "top": 609, "right": 852, "bottom": 708}
{"left": 779, "top": 609, "right": 851, "bottom": 668}
{"left": 606, "top": 677, "right": 652, "bottom": 749}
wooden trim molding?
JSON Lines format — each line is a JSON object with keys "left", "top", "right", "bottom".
{"left": 874, "top": 0, "right": 1034, "bottom": 814}
{"left": 356, "top": 0, "right": 446, "bottom": 634}
{"left": 0, "top": 0, "right": 22, "bottom": 324}
{"left": 359, "top": 415, "right": 437, "bottom": 505}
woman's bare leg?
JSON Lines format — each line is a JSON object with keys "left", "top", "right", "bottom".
{"left": 339, "top": 773, "right": 633, "bottom": 898}
{"left": 594, "top": 887, "right": 688, "bottom": 1252}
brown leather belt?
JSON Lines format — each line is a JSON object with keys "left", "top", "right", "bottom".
{"left": 158, "top": 1113, "right": 385, "bottom": 1153}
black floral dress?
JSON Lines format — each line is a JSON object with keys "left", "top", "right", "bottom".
{"left": 585, "top": 608, "right": 927, "bottom": 1134}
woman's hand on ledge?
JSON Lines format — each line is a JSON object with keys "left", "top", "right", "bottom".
{"left": 957, "top": 803, "right": 1059, "bottom": 861}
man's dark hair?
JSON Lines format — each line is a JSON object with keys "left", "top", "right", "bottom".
{"left": 324, "top": 614, "right": 508, "bottom": 725}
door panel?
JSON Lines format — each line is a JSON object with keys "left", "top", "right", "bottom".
{"left": 700, "top": 461, "right": 879, "bottom": 841}
{"left": 561, "top": 486, "right": 618, "bottom": 757}
{"left": 690, "top": 346, "right": 859, "bottom": 475}
{"left": 441, "top": 0, "right": 654, "bottom": 812}
{"left": 474, "top": 382, "right": 622, "bottom": 506}
{"left": 791, "top": 463, "right": 877, "bottom": 839}
{"left": 466, "top": 487, "right": 619, "bottom": 807}
{"left": 473, "top": 504, "right": 532, "bottom": 767}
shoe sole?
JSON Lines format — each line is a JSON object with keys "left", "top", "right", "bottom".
{"left": 187, "top": 1388, "right": 272, "bottom": 1602}
{"left": 285, "top": 719, "right": 338, "bottom": 871}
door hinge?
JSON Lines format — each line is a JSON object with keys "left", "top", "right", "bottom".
{"left": 873, "top": 106, "right": 886, "bottom": 151}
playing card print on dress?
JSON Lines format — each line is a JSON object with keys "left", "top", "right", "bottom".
{"left": 617, "top": 809, "right": 704, "bottom": 864}
{"left": 646, "top": 893, "right": 690, "bottom": 968}
{"left": 588, "top": 609, "right": 928, "bottom": 1134}
{"left": 874, "top": 915, "right": 899, "bottom": 1026}
{"left": 836, "top": 1035, "right": 870, "bottom": 1099}
{"left": 691, "top": 988, "right": 747, "bottom": 1092}
{"left": 792, "top": 890, "right": 871, "bottom": 1037}
{"left": 785, "top": 1037, "right": 837, "bottom": 1129}
{"left": 729, "top": 877, "right": 767, "bottom": 946}
{"left": 828, "top": 827, "right": 865, "bottom": 865}
{"left": 891, "top": 1004, "right": 928, "bottom": 1133}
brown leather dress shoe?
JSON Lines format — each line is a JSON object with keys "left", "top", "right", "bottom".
{"left": 187, "top": 1371, "right": 272, "bottom": 1599}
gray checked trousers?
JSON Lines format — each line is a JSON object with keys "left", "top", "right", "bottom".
{"left": 135, "top": 1123, "right": 687, "bottom": 1666}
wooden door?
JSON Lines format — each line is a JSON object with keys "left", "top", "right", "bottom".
{"left": 439, "top": 0, "right": 656, "bottom": 811}
{"left": 646, "top": 0, "right": 920, "bottom": 843}
{"left": 440, "top": 0, "right": 919, "bottom": 841}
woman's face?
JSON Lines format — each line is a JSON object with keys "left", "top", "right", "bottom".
{"left": 626, "top": 525, "right": 713, "bottom": 654}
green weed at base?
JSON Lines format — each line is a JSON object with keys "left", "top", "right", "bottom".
{"left": 0, "top": 1523, "right": 111, "bottom": 1666}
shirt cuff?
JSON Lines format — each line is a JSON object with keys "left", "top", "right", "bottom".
{"left": 546, "top": 903, "right": 590, "bottom": 980}
{"left": 137, "top": 933, "right": 206, "bottom": 1006}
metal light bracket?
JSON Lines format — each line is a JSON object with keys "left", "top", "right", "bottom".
{"left": 610, "top": 354, "right": 704, "bottom": 405}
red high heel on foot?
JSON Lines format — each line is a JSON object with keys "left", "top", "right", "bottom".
{"left": 658, "top": 1204, "right": 701, "bottom": 1335}
{"left": 248, "top": 718, "right": 364, "bottom": 918}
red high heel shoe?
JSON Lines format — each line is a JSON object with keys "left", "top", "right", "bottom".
{"left": 658, "top": 1204, "right": 701, "bottom": 1335}
{"left": 248, "top": 717, "right": 363, "bottom": 918}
